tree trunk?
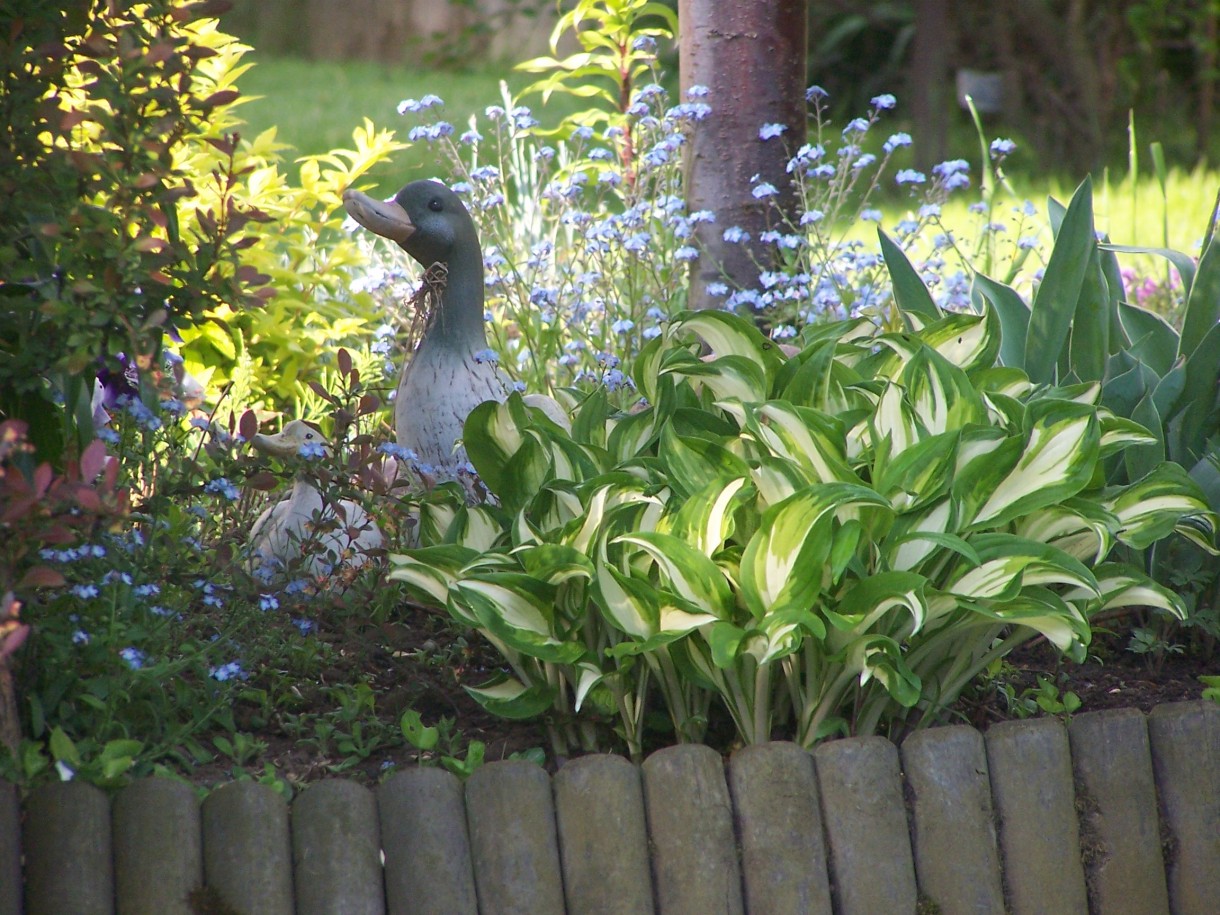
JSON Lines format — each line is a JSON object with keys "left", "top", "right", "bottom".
{"left": 0, "top": 660, "right": 17, "bottom": 758}
{"left": 680, "top": 0, "right": 808, "bottom": 311}
{"left": 908, "top": 0, "right": 950, "bottom": 171}
{"left": 1198, "top": 2, "right": 1218, "bottom": 162}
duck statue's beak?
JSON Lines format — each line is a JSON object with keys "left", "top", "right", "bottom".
{"left": 250, "top": 420, "right": 329, "bottom": 459}
{"left": 342, "top": 188, "right": 416, "bottom": 245}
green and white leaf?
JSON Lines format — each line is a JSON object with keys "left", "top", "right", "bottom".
{"left": 465, "top": 673, "right": 557, "bottom": 720}
{"left": 968, "top": 588, "right": 1091, "bottom": 657}
{"left": 1063, "top": 563, "right": 1187, "bottom": 620}
{"left": 898, "top": 346, "right": 988, "bottom": 436}
{"left": 943, "top": 534, "right": 1099, "bottom": 602}
{"left": 968, "top": 400, "right": 1099, "bottom": 529}
{"left": 743, "top": 401, "right": 855, "bottom": 483}
{"left": 615, "top": 531, "right": 734, "bottom": 617}
{"left": 916, "top": 309, "right": 1000, "bottom": 373}
{"left": 664, "top": 476, "right": 751, "bottom": 556}
{"left": 662, "top": 355, "right": 768, "bottom": 403}
{"left": 1013, "top": 499, "right": 1119, "bottom": 563}
{"left": 456, "top": 574, "right": 583, "bottom": 664}
{"left": 824, "top": 571, "right": 929, "bottom": 638}
{"left": 1105, "top": 462, "right": 1219, "bottom": 551}
{"left": 740, "top": 483, "right": 890, "bottom": 620}
{"left": 387, "top": 544, "right": 479, "bottom": 606}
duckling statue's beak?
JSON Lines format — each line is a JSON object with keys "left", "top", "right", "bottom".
{"left": 251, "top": 420, "right": 329, "bottom": 459}
{"left": 342, "top": 188, "right": 416, "bottom": 245}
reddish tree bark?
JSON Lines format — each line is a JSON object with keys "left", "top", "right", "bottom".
{"left": 680, "top": 0, "right": 808, "bottom": 311}
{"left": 908, "top": 0, "right": 951, "bottom": 172}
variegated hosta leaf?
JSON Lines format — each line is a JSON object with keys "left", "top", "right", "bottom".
{"left": 796, "top": 315, "right": 881, "bottom": 350}
{"left": 663, "top": 476, "right": 751, "bottom": 557}
{"left": 669, "top": 309, "right": 784, "bottom": 384}
{"left": 943, "top": 533, "right": 1100, "bottom": 602}
{"left": 1042, "top": 381, "right": 1102, "bottom": 407}
{"left": 872, "top": 430, "right": 957, "bottom": 512}
{"left": 751, "top": 455, "right": 812, "bottom": 506}
{"left": 606, "top": 407, "right": 657, "bottom": 463}
{"left": 615, "top": 531, "right": 735, "bottom": 618}
{"left": 707, "top": 605, "right": 824, "bottom": 669}
{"left": 465, "top": 672, "right": 557, "bottom": 720}
{"left": 593, "top": 560, "right": 658, "bottom": 639}
{"left": 917, "top": 308, "right": 1001, "bottom": 373}
{"left": 708, "top": 621, "right": 749, "bottom": 669}
{"left": 898, "top": 346, "right": 989, "bottom": 436}
{"left": 781, "top": 342, "right": 874, "bottom": 416}
{"left": 568, "top": 478, "right": 656, "bottom": 554}
{"left": 979, "top": 389, "right": 1026, "bottom": 429}
{"left": 828, "top": 520, "right": 863, "bottom": 585}
{"left": 661, "top": 355, "right": 769, "bottom": 403}
{"left": 972, "top": 366, "right": 1033, "bottom": 399}
{"left": 848, "top": 635, "right": 922, "bottom": 706}
{"left": 742, "top": 402, "right": 855, "bottom": 484}
{"left": 756, "top": 606, "right": 826, "bottom": 664}
{"left": 966, "top": 587, "right": 1091, "bottom": 659}
{"left": 455, "top": 573, "right": 584, "bottom": 664}
{"left": 740, "top": 483, "right": 892, "bottom": 620}
{"left": 541, "top": 434, "right": 603, "bottom": 485}
{"left": 867, "top": 381, "right": 923, "bottom": 457}
{"left": 449, "top": 505, "right": 504, "bottom": 553}
{"left": 659, "top": 421, "right": 752, "bottom": 495}
{"left": 1095, "top": 410, "right": 1158, "bottom": 459}
{"left": 858, "top": 333, "right": 922, "bottom": 381}
{"left": 885, "top": 499, "right": 955, "bottom": 572}
{"left": 463, "top": 395, "right": 530, "bottom": 498}
{"left": 1013, "top": 499, "right": 1120, "bottom": 564}
{"left": 631, "top": 332, "right": 667, "bottom": 404}
{"left": 512, "top": 543, "right": 594, "bottom": 586}
{"left": 1062, "top": 563, "right": 1188, "bottom": 620}
{"left": 1105, "top": 461, "right": 1219, "bottom": 552}
{"left": 528, "top": 482, "right": 586, "bottom": 535}
{"left": 594, "top": 558, "right": 721, "bottom": 643}
{"left": 962, "top": 400, "right": 1099, "bottom": 530}
{"left": 572, "top": 661, "right": 606, "bottom": 712}
{"left": 417, "top": 493, "right": 460, "bottom": 545}
{"left": 824, "top": 570, "right": 929, "bottom": 638}
{"left": 387, "top": 544, "right": 479, "bottom": 607}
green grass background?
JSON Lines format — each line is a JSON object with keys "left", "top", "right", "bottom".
{"left": 234, "top": 54, "right": 1219, "bottom": 272}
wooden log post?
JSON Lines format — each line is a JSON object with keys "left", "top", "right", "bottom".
{"left": 379, "top": 767, "right": 478, "bottom": 914}
{"left": 642, "top": 743, "right": 744, "bottom": 914}
{"left": 465, "top": 759, "right": 565, "bottom": 915}
{"left": 201, "top": 780, "right": 294, "bottom": 915}
{"left": 24, "top": 781, "right": 113, "bottom": 915}
{"left": 113, "top": 778, "right": 203, "bottom": 915}
{"left": 292, "top": 780, "right": 385, "bottom": 915}
{"left": 552, "top": 754, "right": 655, "bottom": 914}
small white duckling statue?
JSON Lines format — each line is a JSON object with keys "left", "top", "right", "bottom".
{"left": 247, "top": 420, "right": 383, "bottom": 578}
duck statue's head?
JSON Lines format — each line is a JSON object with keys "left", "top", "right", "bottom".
{"left": 343, "top": 180, "right": 480, "bottom": 271}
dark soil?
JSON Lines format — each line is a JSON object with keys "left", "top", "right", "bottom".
{"left": 951, "top": 634, "right": 1217, "bottom": 729}
{"left": 208, "top": 602, "right": 1218, "bottom": 790}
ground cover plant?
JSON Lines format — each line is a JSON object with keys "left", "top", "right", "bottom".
{"left": 1, "top": 1, "right": 1218, "bottom": 791}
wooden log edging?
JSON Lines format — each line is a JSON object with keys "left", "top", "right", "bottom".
{"left": 2, "top": 700, "right": 1217, "bottom": 915}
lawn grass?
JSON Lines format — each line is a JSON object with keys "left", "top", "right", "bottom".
{"left": 234, "top": 54, "right": 1219, "bottom": 273}
{"left": 234, "top": 53, "right": 582, "bottom": 196}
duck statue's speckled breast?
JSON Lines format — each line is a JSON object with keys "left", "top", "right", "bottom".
{"left": 395, "top": 337, "right": 505, "bottom": 475}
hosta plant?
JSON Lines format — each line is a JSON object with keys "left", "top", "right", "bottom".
{"left": 389, "top": 307, "right": 1215, "bottom": 759}
{"left": 965, "top": 175, "right": 1220, "bottom": 652}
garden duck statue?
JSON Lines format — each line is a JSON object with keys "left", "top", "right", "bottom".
{"left": 342, "top": 179, "right": 508, "bottom": 486}
{"left": 247, "top": 420, "right": 383, "bottom": 578}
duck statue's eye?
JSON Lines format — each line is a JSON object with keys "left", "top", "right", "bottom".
{"left": 428, "top": 198, "right": 444, "bottom": 212}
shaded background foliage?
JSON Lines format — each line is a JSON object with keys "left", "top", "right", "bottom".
{"left": 223, "top": 0, "right": 1220, "bottom": 173}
